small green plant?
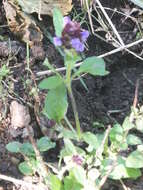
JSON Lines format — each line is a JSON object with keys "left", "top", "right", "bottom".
{"left": 6, "top": 137, "right": 55, "bottom": 175}
{"left": 6, "top": 111, "right": 143, "bottom": 189}
{"left": 0, "top": 64, "right": 10, "bottom": 119}
{"left": 39, "top": 8, "right": 108, "bottom": 139}
{"left": 6, "top": 8, "right": 143, "bottom": 190}
{"left": 0, "top": 64, "right": 10, "bottom": 93}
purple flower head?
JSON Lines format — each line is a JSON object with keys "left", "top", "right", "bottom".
{"left": 53, "top": 17, "right": 89, "bottom": 52}
{"left": 47, "top": 119, "right": 56, "bottom": 127}
{"left": 63, "top": 16, "right": 71, "bottom": 26}
{"left": 80, "top": 30, "right": 89, "bottom": 41}
{"left": 71, "top": 38, "right": 84, "bottom": 52}
{"left": 53, "top": 37, "right": 62, "bottom": 46}
{"left": 72, "top": 155, "right": 83, "bottom": 166}
{"left": 63, "top": 21, "right": 81, "bottom": 38}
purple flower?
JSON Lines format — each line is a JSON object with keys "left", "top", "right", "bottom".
{"left": 63, "top": 21, "right": 81, "bottom": 37}
{"left": 47, "top": 119, "right": 56, "bottom": 127}
{"left": 53, "top": 16, "right": 89, "bottom": 52}
{"left": 63, "top": 16, "right": 71, "bottom": 26}
{"left": 81, "top": 30, "right": 89, "bottom": 41}
{"left": 72, "top": 155, "right": 83, "bottom": 166}
{"left": 71, "top": 38, "right": 84, "bottom": 52}
{"left": 53, "top": 37, "right": 62, "bottom": 46}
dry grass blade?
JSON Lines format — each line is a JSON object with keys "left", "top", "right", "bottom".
{"left": 36, "top": 38, "right": 143, "bottom": 76}
{"left": 93, "top": 0, "right": 143, "bottom": 60}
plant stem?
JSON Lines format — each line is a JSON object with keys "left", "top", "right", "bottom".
{"left": 26, "top": 125, "right": 49, "bottom": 185}
{"left": 66, "top": 62, "right": 81, "bottom": 139}
{"left": 67, "top": 84, "right": 81, "bottom": 139}
{"left": 26, "top": 42, "right": 30, "bottom": 70}
{"left": 64, "top": 116, "right": 76, "bottom": 134}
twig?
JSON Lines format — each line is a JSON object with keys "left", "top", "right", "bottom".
{"left": 38, "top": 0, "right": 42, "bottom": 20}
{"left": 96, "top": 125, "right": 111, "bottom": 158}
{"left": 133, "top": 78, "right": 139, "bottom": 108}
{"left": 85, "top": 0, "right": 94, "bottom": 34}
{"left": 120, "top": 179, "right": 131, "bottom": 190}
{"left": 0, "top": 173, "right": 46, "bottom": 190}
{"left": 36, "top": 38, "right": 143, "bottom": 76}
{"left": 94, "top": 0, "right": 143, "bottom": 60}
{"left": 94, "top": 0, "right": 124, "bottom": 46}
{"left": 125, "top": 49, "right": 143, "bottom": 61}
{"left": 26, "top": 125, "right": 49, "bottom": 183}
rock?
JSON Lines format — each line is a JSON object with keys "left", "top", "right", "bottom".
{"left": 10, "top": 101, "right": 31, "bottom": 129}
{"left": 22, "top": 126, "right": 34, "bottom": 138}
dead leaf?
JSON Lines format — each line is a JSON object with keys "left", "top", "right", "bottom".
{"left": 3, "top": 0, "right": 43, "bottom": 45}
{"left": 16, "top": 0, "right": 72, "bottom": 16}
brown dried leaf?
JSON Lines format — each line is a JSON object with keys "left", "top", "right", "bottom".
{"left": 16, "top": 0, "right": 72, "bottom": 16}
{"left": 3, "top": 0, "right": 43, "bottom": 45}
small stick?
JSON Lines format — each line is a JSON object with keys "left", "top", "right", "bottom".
{"left": 0, "top": 173, "right": 46, "bottom": 190}
{"left": 94, "top": 0, "right": 143, "bottom": 61}
{"left": 85, "top": 0, "right": 95, "bottom": 34}
{"left": 120, "top": 179, "right": 131, "bottom": 190}
{"left": 36, "top": 38, "right": 143, "bottom": 76}
{"left": 133, "top": 79, "right": 139, "bottom": 108}
{"left": 25, "top": 125, "right": 49, "bottom": 182}
{"left": 95, "top": 0, "right": 124, "bottom": 46}
{"left": 96, "top": 125, "right": 111, "bottom": 158}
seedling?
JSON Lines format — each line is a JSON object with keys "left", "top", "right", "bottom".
{"left": 39, "top": 8, "right": 108, "bottom": 139}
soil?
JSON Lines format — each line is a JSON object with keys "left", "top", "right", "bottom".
{"left": 0, "top": 0, "right": 143, "bottom": 190}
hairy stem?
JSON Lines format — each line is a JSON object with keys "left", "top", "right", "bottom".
{"left": 67, "top": 84, "right": 81, "bottom": 139}
{"left": 66, "top": 62, "right": 81, "bottom": 139}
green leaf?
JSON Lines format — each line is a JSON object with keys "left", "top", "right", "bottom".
{"left": 49, "top": 174, "right": 63, "bottom": 190}
{"left": 122, "top": 117, "right": 135, "bottom": 131}
{"left": 109, "top": 157, "right": 141, "bottom": 179}
{"left": 64, "top": 174, "right": 83, "bottom": 190}
{"left": 129, "top": 0, "right": 143, "bottom": 9}
{"left": 44, "top": 84, "right": 68, "bottom": 122}
{"left": 60, "top": 144, "right": 85, "bottom": 162}
{"left": 38, "top": 76, "right": 63, "bottom": 90}
{"left": 120, "top": 142, "right": 128, "bottom": 151}
{"left": 6, "top": 141, "right": 21, "bottom": 153}
{"left": 58, "top": 128, "right": 78, "bottom": 140}
{"left": 137, "top": 145, "right": 143, "bottom": 151}
{"left": 53, "top": 8, "right": 63, "bottom": 37}
{"left": 126, "top": 150, "right": 143, "bottom": 168}
{"left": 135, "top": 117, "right": 143, "bottom": 132}
{"left": 127, "top": 134, "right": 142, "bottom": 145}
{"left": 37, "top": 137, "right": 56, "bottom": 152}
{"left": 82, "top": 132, "right": 102, "bottom": 150}
{"left": 75, "top": 56, "right": 109, "bottom": 76}
{"left": 71, "top": 166, "right": 86, "bottom": 185}
{"left": 109, "top": 124, "right": 123, "bottom": 142}
{"left": 126, "top": 167, "right": 141, "bottom": 179}
{"left": 43, "top": 58, "right": 51, "bottom": 67}
{"left": 0, "top": 65, "right": 9, "bottom": 78}
{"left": 20, "top": 143, "right": 35, "bottom": 157}
{"left": 64, "top": 138, "right": 77, "bottom": 155}
{"left": 19, "top": 161, "right": 34, "bottom": 175}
